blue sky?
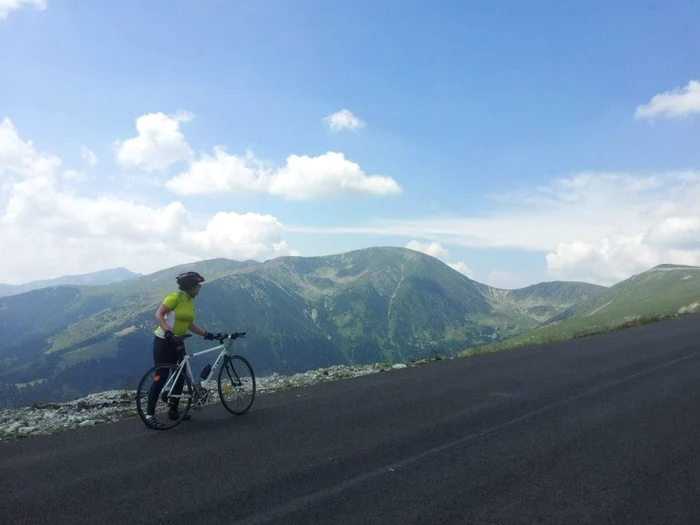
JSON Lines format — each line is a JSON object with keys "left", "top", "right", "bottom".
{"left": 1, "top": 0, "right": 700, "bottom": 288}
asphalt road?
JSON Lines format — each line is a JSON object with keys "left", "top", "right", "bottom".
{"left": 3, "top": 313, "right": 700, "bottom": 524}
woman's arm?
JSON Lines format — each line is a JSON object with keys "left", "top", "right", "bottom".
{"left": 155, "top": 303, "right": 173, "bottom": 332}
{"left": 189, "top": 322, "right": 207, "bottom": 337}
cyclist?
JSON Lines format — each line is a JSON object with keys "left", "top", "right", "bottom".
{"left": 145, "top": 271, "right": 220, "bottom": 427}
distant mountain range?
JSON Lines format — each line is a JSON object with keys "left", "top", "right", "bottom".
{"left": 0, "top": 268, "right": 141, "bottom": 297}
{"left": 1, "top": 247, "right": 696, "bottom": 408}
{"left": 466, "top": 263, "right": 700, "bottom": 352}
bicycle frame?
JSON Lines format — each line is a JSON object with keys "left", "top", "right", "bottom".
{"left": 160, "top": 341, "right": 230, "bottom": 399}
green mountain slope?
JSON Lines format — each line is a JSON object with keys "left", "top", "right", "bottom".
{"left": 548, "top": 264, "right": 700, "bottom": 324}
{"left": 476, "top": 281, "right": 606, "bottom": 324}
{"left": 468, "top": 264, "right": 700, "bottom": 353}
{"left": 0, "top": 247, "right": 602, "bottom": 406}
{"left": 43, "top": 258, "right": 259, "bottom": 355}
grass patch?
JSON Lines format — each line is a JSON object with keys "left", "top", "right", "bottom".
{"left": 15, "top": 378, "right": 47, "bottom": 389}
{"left": 458, "top": 312, "right": 679, "bottom": 359}
{"left": 54, "top": 339, "right": 121, "bottom": 369}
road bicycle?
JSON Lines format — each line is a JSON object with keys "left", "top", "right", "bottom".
{"left": 135, "top": 331, "right": 255, "bottom": 430}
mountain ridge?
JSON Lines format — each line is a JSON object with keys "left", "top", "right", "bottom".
{"left": 0, "top": 246, "right": 607, "bottom": 407}
{"left": 0, "top": 267, "right": 142, "bottom": 298}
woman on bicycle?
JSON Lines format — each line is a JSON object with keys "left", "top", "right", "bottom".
{"left": 145, "top": 271, "right": 219, "bottom": 426}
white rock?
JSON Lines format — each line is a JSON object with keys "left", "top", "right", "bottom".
{"left": 5, "top": 422, "right": 21, "bottom": 433}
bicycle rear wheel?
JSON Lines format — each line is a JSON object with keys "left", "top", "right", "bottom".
{"left": 136, "top": 363, "right": 194, "bottom": 430}
{"left": 218, "top": 355, "right": 256, "bottom": 415}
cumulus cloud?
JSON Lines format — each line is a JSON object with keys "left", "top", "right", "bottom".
{"left": 546, "top": 215, "right": 700, "bottom": 284}
{"left": 116, "top": 111, "right": 193, "bottom": 171}
{"left": 0, "top": 0, "right": 45, "bottom": 20}
{"left": 0, "top": 118, "right": 60, "bottom": 180}
{"left": 448, "top": 261, "right": 475, "bottom": 279}
{"left": 167, "top": 150, "right": 401, "bottom": 200}
{"left": 536, "top": 174, "right": 700, "bottom": 283}
{"left": 0, "top": 118, "right": 297, "bottom": 284}
{"left": 323, "top": 109, "right": 365, "bottom": 132}
{"left": 635, "top": 80, "right": 700, "bottom": 119}
{"left": 185, "top": 212, "right": 299, "bottom": 260}
{"left": 405, "top": 240, "right": 475, "bottom": 279}
{"left": 269, "top": 152, "right": 400, "bottom": 200}
{"left": 545, "top": 236, "right": 660, "bottom": 285}
{"left": 62, "top": 169, "right": 88, "bottom": 182}
{"left": 405, "top": 240, "right": 449, "bottom": 258}
{"left": 644, "top": 216, "right": 700, "bottom": 250}
{"left": 165, "top": 147, "right": 271, "bottom": 195}
{"left": 81, "top": 146, "right": 98, "bottom": 166}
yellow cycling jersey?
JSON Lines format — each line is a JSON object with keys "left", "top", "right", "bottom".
{"left": 154, "top": 291, "right": 195, "bottom": 337}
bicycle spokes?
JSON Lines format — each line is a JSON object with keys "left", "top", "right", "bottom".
{"left": 136, "top": 363, "right": 194, "bottom": 430}
{"left": 218, "top": 355, "right": 256, "bottom": 415}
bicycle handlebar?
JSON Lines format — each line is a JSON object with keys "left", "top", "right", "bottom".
{"left": 226, "top": 332, "right": 246, "bottom": 340}
{"left": 169, "top": 332, "right": 246, "bottom": 343}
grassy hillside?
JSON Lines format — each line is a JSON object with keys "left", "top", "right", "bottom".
{"left": 461, "top": 264, "right": 700, "bottom": 357}
{"left": 548, "top": 264, "right": 700, "bottom": 324}
{"left": 43, "top": 258, "right": 260, "bottom": 354}
{"left": 476, "top": 280, "right": 606, "bottom": 325}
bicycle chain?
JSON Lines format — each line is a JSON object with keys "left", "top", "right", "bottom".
{"left": 192, "top": 383, "right": 209, "bottom": 409}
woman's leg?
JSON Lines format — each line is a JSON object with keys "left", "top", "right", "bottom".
{"left": 168, "top": 345, "right": 187, "bottom": 414}
{"left": 146, "top": 336, "right": 174, "bottom": 416}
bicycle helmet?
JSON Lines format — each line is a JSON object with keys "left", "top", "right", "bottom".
{"left": 176, "top": 271, "right": 205, "bottom": 288}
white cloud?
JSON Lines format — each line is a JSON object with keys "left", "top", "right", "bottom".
{"left": 269, "top": 152, "right": 400, "bottom": 200}
{"left": 405, "top": 240, "right": 449, "bottom": 258}
{"left": 323, "top": 109, "right": 365, "bottom": 132}
{"left": 0, "top": 119, "right": 297, "bottom": 284}
{"left": 166, "top": 147, "right": 271, "bottom": 195}
{"left": 81, "top": 146, "right": 98, "bottom": 166}
{"left": 448, "top": 261, "right": 475, "bottom": 279}
{"left": 287, "top": 171, "right": 700, "bottom": 285}
{"left": 546, "top": 235, "right": 661, "bottom": 285}
{"left": 644, "top": 216, "right": 700, "bottom": 250}
{"left": 0, "top": 118, "right": 60, "bottom": 180}
{"left": 116, "top": 112, "right": 193, "bottom": 172}
{"left": 62, "top": 169, "right": 88, "bottom": 182}
{"left": 546, "top": 215, "right": 700, "bottom": 285}
{"left": 405, "top": 240, "right": 475, "bottom": 279}
{"left": 635, "top": 80, "right": 700, "bottom": 119}
{"left": 0, "top": 0, "right": 45, "bottom": 20}
{"left": 167, "top": 150, "right": 401, "bottom": 200}
{"left": 184, "top": 212, "right": 300, "bottom": 260}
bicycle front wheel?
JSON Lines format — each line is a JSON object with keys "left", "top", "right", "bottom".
{"left": 218, "top": 355, "right": 256, "bottom": 415}
{"left": 136, "top": 363, "right": 194, "bottom": 430}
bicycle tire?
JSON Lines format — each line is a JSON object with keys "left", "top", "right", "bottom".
{"left": 136, "top": 362, "right": 194, "bottom": 430}
{"left": 218, "top": 355, "right": 256, "bottom": 415}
